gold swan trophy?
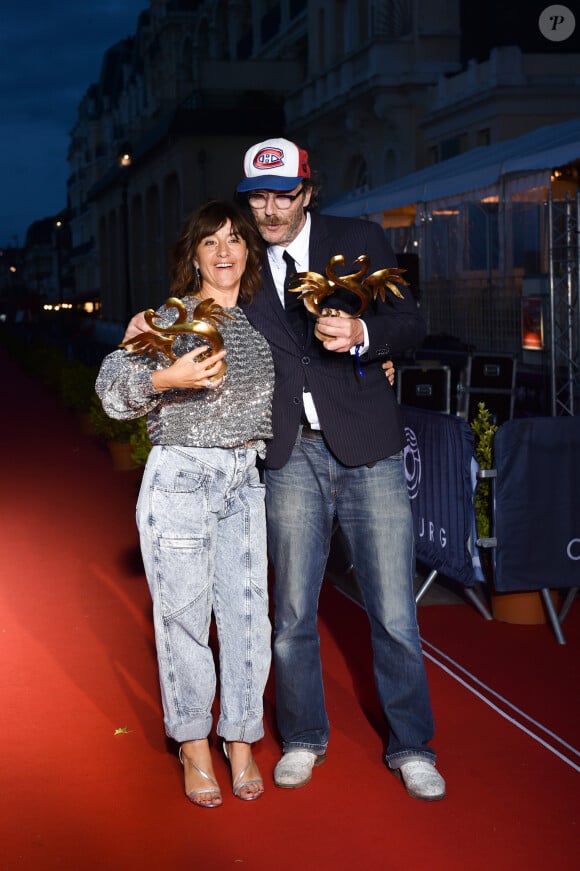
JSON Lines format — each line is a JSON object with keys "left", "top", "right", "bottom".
{"left": 121, "top": 297, "right": 234, "bottom": 376}
{"left": 287, "top": 254, "right": 409, "bottom": 341}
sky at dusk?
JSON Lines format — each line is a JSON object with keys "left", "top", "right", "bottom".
{"left": 1, "top": 1, "right": 148, "bottom": 246}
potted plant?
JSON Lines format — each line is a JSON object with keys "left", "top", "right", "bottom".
{"left": 89, "top": 393, "right": 142, "bottom": 470}
{"left": 470, "top": 401, "right": 498, "bottom": 550}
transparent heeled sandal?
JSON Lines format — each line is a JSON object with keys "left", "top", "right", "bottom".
{"left": 179, "top": 745, "right": 222, "bottom": 808}
{"left": 223, "top": 742, "right": 264, "bottom": 801}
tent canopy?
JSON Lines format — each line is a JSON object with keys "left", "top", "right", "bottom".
{"left": 323, "top": 119, "right": 580, "bottom": 220}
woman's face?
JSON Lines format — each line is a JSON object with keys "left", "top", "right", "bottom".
{"left": 193, "top": 219, "right": 248, "bottom": 300}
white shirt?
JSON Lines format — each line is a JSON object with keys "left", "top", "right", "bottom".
{"left": 267, "top": 213, "right": 311, "bottom": 306}
{"left": 267, "top": 213, "right": 369, "bottom": 429}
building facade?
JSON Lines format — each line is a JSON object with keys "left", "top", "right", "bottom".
{"left": 65, "top": 0, "right": 579, "bottom": 338}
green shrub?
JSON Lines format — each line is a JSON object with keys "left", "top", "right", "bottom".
{"left": 60, "top": 359, "right": 99, "bottom": 412}
{"left": 470, "top": 402, "right": 498, "bottom": 539}
{"left": 89, "top": 393, "right": 141, "bottom": 444}
{"left": 129, "top": 416, "right": 153, "bottom": 467}
{"left": 22, "top": 342, "right": 67, "bottom": 390}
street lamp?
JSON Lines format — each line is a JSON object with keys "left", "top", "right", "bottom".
{"left": 54, "top": 219, "right": 63, "bottom": 305}
{"left": 118, "top": 145, "right": 132, "bottom": 321}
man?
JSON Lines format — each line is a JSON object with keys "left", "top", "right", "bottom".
{"left": 235, "top": 138, "right": 445, "bottom": 801}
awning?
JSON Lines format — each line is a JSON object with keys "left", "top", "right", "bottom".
{"left": 323, "top": 118, "right": 580, "bottom": 220}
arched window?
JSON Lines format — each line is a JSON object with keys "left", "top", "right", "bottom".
{"left": 211, "top": 0, "right": 230, "bottom": 58}
{"left": 178, "top": 37, "right": 194, "bottom": 89}
{"left": 357, "top": 0, "right": 369, "bottom": 41}
{"left": 373, "top": 0, "right": 413, "bottom": 37}
{"left": 145, "top": 186, "right": 163, "bottom": 300}
{"left": 335, "top": 0, "right": 346, "bottom": 61}
{"left": 384, "top": 148, "right": 397, "bottom": 182}
{"left": 318, "top": 7, "right": 326, "bottom": 70}
{"left": 196, "top": 18, "right": 211, "bottom": 61}
{"left": 344, "top": 154, "right": 370, "bottom": 192}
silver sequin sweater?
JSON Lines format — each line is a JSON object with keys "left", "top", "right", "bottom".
{"left": 95, "top": 296, "right": 274, "bottom": 455}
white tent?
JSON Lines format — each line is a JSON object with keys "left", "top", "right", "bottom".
{"left": 323, "top": 119, "right": 580, "bottom": 220}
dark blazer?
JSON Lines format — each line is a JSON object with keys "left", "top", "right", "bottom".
{"left": 242, "top": 212, "right": 426, "bottom": 469}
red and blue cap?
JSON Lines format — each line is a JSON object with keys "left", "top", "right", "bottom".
{"left": 237, "top": 138, "right": 311, "bottom": 192}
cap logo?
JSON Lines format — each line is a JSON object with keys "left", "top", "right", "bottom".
{"left": 253, "top": 147, "right": 285, "bottom": 170}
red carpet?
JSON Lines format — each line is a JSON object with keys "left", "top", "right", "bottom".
{"left": 0, "top": 344, "right": 578, "bottom": 870}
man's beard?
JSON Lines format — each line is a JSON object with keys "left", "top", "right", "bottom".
{"left": 256, "top": 213, "right": 302, "bottom": 246}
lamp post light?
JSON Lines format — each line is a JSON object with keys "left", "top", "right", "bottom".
{"left": 118, "top": 146, "right": 132, "bottom": 322}
{"left": 54, "top": 219, "right": 63, "bottom": 305}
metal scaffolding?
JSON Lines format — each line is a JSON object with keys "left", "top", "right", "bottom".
{"left": 548, "top": 191, "right": 580, "bottom": 416}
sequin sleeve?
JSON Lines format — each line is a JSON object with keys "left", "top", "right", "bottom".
{"left": 95, "top": 348, "right": 162, "bottom": 420}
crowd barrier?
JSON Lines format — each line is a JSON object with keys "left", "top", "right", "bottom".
{"left": 400, "top": 406, "right": 492, "bottom": 619}
{"left": 477, "top": 415, "right": 580, "bottom": 643}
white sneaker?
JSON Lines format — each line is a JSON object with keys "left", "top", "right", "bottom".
{"left": 273, "top": 750, "right": 326, "bottom": 789}
{"left": 396, "top": 760, "right": 446, "bottom": 801}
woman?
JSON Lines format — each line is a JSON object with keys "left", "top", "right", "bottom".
{"left": 96, "top": 201, "right": 274, "bottom": 808}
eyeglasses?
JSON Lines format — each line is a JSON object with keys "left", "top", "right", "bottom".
{"left": 247, "top": 188, "right": 305, "bottom": 210}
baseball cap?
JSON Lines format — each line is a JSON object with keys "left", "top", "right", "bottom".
{"left": 237, "top": 138, "right": 311, "bottom": 192}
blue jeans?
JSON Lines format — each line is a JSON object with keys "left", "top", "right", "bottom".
{"left": 137, "top": 445, "right": 271, "bottom": 745}
{"left": 264, "top": 430, "right": 435, "bottom": 766}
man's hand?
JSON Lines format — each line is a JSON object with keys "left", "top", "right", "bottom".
{"left": 123, "top": 311, "right": 149, "bottom": 344}
{"left": 315, "top": 311, "right": 364, "bottom": 352}
{"left": 382, "top": 360, "right": 395, "bottom": 387}
{"left": 315, "top": 312, "right": 396, "bottom": 386}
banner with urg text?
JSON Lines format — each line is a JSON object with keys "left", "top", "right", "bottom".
{"left": 401, "top": 406, "right": 477, "bottom": 587}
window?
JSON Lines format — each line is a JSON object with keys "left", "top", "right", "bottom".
{"left": 440, "top": 133, "right": 468, "bottom": 161}
{"left": 373, "top": 0, "right": 413, "bottom": 37}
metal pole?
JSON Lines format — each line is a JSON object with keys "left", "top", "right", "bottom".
{"left": 565, "top": 193, "right": 574, "bottom": 415}
{"left": 575, "top": 191, "right": 580, "bottom": 413}
{"left": 548, "top": 191, "right": 557, "bottom": 416}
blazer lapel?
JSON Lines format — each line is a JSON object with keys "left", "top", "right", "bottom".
{"left": 264, "top": 252, "right": 318, "bottom": 347}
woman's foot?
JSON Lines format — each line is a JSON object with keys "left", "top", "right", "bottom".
{"left": 223, "top": 741, "right": 264, "bottom": 801}
{"left": 179, "top": 739, "right": 222, "bottom": 809}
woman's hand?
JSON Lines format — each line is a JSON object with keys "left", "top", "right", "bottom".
{"left": 382, "top": 360, "right": 395, "bottom": 386}
{"left": 123, "top": 311, "right": 148, "bottom": 343}
{"left": 152, "top": 347, "right": 227, "bottom": 392}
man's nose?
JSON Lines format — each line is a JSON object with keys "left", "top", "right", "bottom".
{"left": 263, "top": 193, "right": 279, "bottom": 215}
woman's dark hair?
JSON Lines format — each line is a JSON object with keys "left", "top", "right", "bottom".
{"left": 169, "top": 200, "right": 265, "bottom": 303}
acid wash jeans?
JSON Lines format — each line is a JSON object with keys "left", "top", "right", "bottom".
{"left": 264, "top": 430, "right": 436, "bottom": 768}
{"left": 137, "top": 445, "right": 271, "bottom": 745}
